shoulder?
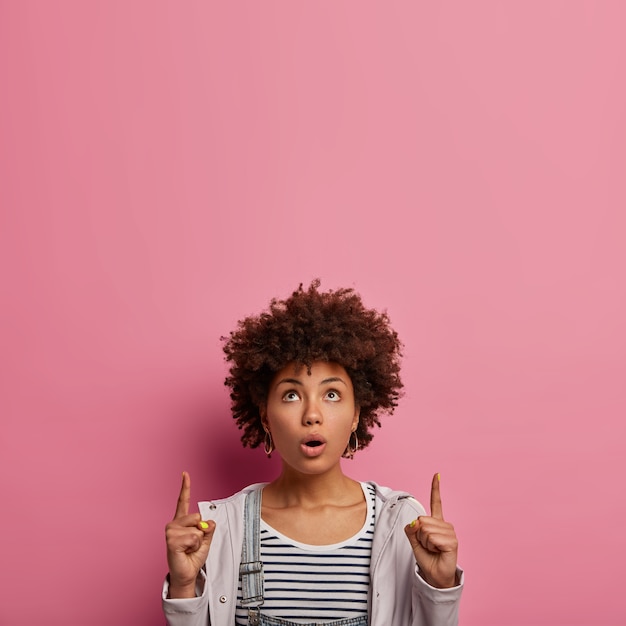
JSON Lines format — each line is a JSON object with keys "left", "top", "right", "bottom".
{"left": 365, "top": 481, "right": 427, "bottom": 519}
{"left": 197, "top": 482, "right": 267, "bottom": 521}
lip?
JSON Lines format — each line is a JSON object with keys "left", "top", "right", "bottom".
{"left": 300, "top": 434, "right": 327, "bottom": 458}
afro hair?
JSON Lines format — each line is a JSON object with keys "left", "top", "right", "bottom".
{"left": 222, "top": 280, "right": 403, "bottom": 452}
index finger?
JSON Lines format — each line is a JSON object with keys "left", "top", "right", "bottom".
{"left": 174, "top": 471, "right": 192, "bottom": 519}
{"left": 430, "top": 472, "right": 444, "bottom": 520}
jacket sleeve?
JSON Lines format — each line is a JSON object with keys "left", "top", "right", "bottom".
{"left": 373, "top": 494, "right": 463, "bottom": 626}
{"left": 162, "top": 570, "right": 210, "bottom": 626}
{"left": 411, "top": 564, "right": 463, "bottom": 626}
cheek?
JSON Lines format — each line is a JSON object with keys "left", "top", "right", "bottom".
{"left": 332, "top": 408, "right": 358, "bottom": 430}
{"left": 266, "top": 410, "right": 296, "bottom": 435}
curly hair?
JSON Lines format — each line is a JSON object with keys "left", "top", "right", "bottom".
{"left": 222, "top": 280, "right": 403, "bottom": 453}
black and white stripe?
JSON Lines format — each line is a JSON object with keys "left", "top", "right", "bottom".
{"left": 235, "top": 483, "right": 376, "bottom": 625}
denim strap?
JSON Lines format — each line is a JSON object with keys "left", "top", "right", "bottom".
{"left": 239, "top": 487, "right": 264, "bottom": 625}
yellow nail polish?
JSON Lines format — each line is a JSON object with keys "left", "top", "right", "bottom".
{"left": 199, "top": 521, "right": 209, "bottom": 530}
{"left": 437, "top": 473, "right": 441, "bottom": 482}
{"left": 410, "top": 519, "right": 416, "bottom": 528}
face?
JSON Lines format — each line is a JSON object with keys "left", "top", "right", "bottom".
{"left": 262, "top": 361, "right": 360, "bottom": 474}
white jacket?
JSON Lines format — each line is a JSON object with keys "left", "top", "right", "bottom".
{"left": 163, "top": 482, "right": 463, "bottom": 626}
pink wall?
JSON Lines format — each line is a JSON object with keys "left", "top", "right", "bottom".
{"left": 1, "top": 2, "right": 625, "bottom": 625}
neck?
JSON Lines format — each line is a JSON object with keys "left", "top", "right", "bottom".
{"left": 266, "top": 461, "right": 359, "bottom": 506}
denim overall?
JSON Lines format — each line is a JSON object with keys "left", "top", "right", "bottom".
{"left": 239, "top": 488, "right": 369, "bottom": 626}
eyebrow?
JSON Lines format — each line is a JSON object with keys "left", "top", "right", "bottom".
{"left": 275, "top": 377, "right": 347, "bottom": 387}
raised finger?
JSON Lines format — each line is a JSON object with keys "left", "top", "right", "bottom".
{"left": 174, "top": 471, "right": 191, "bottom": 519}
{"left": 430, "top": 472, "right": 444, "bottom": 520}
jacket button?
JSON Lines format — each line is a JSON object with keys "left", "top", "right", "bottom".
{"left": 219, "top": 595, "right": 227, "bottom": 603}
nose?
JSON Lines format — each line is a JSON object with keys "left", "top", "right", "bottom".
{"left": 302, "top": 399, "right": 322, "bottom": 426}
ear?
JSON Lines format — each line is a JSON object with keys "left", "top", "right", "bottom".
{"left": 351, "top": 407, "right": 360, "bottom": 432}
{"left": 260, "top": 404, "right": 269, "bottom": 430}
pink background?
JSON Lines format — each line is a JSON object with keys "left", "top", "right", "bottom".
{"left": 1, "top": 2, "right": 624, "bottom": 625}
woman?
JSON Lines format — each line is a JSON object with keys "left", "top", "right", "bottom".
{"left": 163, "top": 282, "right": 463, "bottom": 626}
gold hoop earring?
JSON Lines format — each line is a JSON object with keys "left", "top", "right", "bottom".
{"left": 264, "top": 429, "right": 274, "bottom": 457}
{"left": 345, "top": 430, "right": 359, "bottom": 459}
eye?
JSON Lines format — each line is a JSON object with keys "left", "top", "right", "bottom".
{"left": 325, "top": 389, "right": 341, "bottom": 402}
{"left": 282, "top": 390, "right": 300, "bottom": 402}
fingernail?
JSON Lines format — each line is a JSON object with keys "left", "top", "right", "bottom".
{"left": 437, "top": 473, "right": 441, "bottom": 482}
{"left": 410, "top": 519, "right": 416, "bottom": 528}
{"left": 199, "top": 521, "right": 209, "bottom": 530}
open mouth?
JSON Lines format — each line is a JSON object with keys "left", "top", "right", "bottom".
{"left": 301, "top": 436, "right": 327, "bottom": 456}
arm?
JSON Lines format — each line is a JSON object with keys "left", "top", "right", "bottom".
{"left": 410, "top": 563, "right": 463, "bottom": 626}
{"left": 162, "top": 472, "right": 215, "bottom": 625}
{"left": 162, "top": 569, "right": 211, "bottom": 626}
{"left": 405, "top": 474, "right": 463, "bottom": 626}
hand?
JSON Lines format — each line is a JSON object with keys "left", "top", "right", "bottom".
{"left": 404, "top": 473, "right": 458, "bottom": 588}
{"left": 165, "top": 472, "right": 216, "bottom": 598}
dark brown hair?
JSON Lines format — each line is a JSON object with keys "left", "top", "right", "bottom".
{"left": 222, "top": 280, "right": 403, "bottom": 452}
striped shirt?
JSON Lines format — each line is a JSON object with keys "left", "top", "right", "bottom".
{"left": 235, "top": 483, "right": 376, "bottom": 625}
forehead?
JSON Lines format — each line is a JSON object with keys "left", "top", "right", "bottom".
{"left": 270, "top": 361, "right": 353, "bottom": 385}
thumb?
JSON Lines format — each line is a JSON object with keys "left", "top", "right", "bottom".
{"left": 404, "top": 519, "right": 427, "bottom": 557}
{"left": 198, "top": 519, "right": 216, "bottom": 551}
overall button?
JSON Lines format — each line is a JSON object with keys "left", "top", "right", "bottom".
{"left": 219, "top": 595, "right": 227, "bottom": 603}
